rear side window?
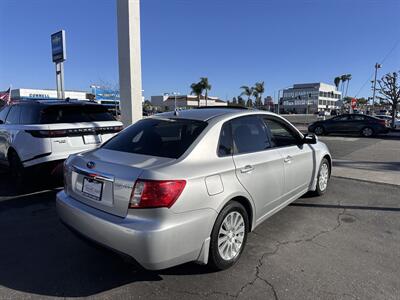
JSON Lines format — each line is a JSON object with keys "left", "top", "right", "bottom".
{"left": 352, "top": 115, "right": 365, "bottom": 121}
{"left": 332, "top": 115, "right": 349, "bottom": 121}
{"left": 5, "top": 106, "right": 21, "bottom": 124}
{"left": 0, "top": 106, "right": 10, "bottom": 123}
{"left": 20, "top": 105, "right": 41, "bottom": 124}
{"left": 40, "top": 104, "right": 115, "bottom": 124}
{"left": 231, "top": 116, "right": 271, "bottom": 154}
{"left": 103, "top": 118, "right": 207, "bottom": 159}
{"left": 218, "top": 122, "right": 233, "bottom": 157}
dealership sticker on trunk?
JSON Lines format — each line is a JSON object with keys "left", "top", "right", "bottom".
{"left": 82, "top": 178, "right": 103, "bottom": 201}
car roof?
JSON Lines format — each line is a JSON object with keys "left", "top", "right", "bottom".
{"left": 11, "top": 99, "right": 100, "bottom": 107}
{"left": 153, "top": 107, "right": 277, "bottom": 122}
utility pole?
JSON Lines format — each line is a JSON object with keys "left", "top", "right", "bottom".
{"left": 372, "top": 63, "right": 382, "bottom": 114}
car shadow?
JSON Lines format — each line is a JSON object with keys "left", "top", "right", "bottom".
{"left": 0, "top": 167, "right": 62, "bottom": 198}
{"left": 0, "top": 172, "right": 221, "bottom": 297}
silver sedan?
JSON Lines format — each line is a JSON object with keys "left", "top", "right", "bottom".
{"left": 57, "top": 108, "right": 332, "bottom": 270}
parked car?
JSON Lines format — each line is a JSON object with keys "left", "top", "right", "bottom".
{"left": 308, "top": 114, "right": 389, "bottom": 137}
{"left": 0, "top": 100, "right": 123, "bottom": 182}
{"left": 375, "top": 115, "right": 400, "bottom": 129}
{"left": 57, "top": 108, "right": 332, "bottom": 270}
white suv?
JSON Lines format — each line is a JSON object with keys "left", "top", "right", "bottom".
{"left": 0, "top": 100, "right": 123, "bottom": 182}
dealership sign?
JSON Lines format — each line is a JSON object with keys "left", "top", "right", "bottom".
{"left": 51, "top": 30, "right": 66, "bottom": 63}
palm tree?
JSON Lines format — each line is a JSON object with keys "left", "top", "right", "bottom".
{"left": 344, "top": 74, "right": 352, "bottom": 98}
{"left": 340, "top": 74, "right": 348, "bottom": 97}
{"left": 199, "top": 77, "right": 211, "bottom": 106}
{"left": 253, "top": 81, "right": 265, "bottom": 108}
{"left": 334, "top": 77, "right": 341, "bottom": 90}
{"left": 190, "top": 82, "right": 204, "bottom": 107}
{"left": 240, "top": 85, "right": 253, "bottom": 107}
{"left": 237, "top": 96, "right": 245, "bottom": 107}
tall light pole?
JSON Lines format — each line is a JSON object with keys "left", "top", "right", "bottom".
{"left": 372, "top": 63, "right": 382, "bottom": 114}
{"left": 172, "top": 92, "right": 180, "bottom": 111}
{"left": 117, "top": 0, "right": 143, "bottom": 126}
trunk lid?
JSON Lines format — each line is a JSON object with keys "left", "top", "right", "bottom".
{"left": 66, "top": 148, "right": 175, "bottom": 217}
{"left": 48, "top": 121, "right": 122, "bottom": 154}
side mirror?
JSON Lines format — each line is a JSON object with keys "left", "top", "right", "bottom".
{"left": 303, "top": 133, "right": 317, "bottom": 144}
{"left": 0, "top": 120, "right": 4, "bottom": 124}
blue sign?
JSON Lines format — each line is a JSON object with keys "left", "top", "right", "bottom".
{"left": 51, "top": 30, "right": 66, "bottom": 63}
{"left": 92, "top": 87, "right": 120, "bottom": 101}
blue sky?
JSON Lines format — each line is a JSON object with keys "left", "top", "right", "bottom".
{"left": 1, "top": 0, "right": 399, "bottom": 101}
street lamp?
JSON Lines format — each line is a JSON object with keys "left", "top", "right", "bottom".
{"left": 372, "top": 63, "right": 382, "bottom": 114}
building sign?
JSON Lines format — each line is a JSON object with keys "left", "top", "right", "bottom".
{"left": 51, "top": 30, "right": 66, "bottom": 63}
{"left": 92, "top": 87, "right": 120, "bottom": 101}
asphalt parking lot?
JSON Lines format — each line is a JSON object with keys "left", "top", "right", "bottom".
{"left": 0, "top": 136, "right": 399, "bottom": 300}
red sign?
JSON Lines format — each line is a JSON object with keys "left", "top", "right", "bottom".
{"left": 351, "top": 98, "right": 357, "bottom": 109}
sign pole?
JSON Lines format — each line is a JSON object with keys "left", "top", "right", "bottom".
{"left": 60, "top": 62, "right": 65, "bottom": 99}
{"left": 51, "top": 30, "right": 67, "bottom": 100}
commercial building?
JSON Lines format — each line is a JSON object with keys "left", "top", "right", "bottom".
{"left": 151, "top": 95, "right": 227, "bottom": 111}
{"left": 281, "top": 83, "right": 341, "bottom": 114}
{"left": 9, "top": 88, "right": 91, "bottom": 101}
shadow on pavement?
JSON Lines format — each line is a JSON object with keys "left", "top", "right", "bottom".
{"left": 0, "top": 169, "right": 218, "bottom": 297}
{"left": 333, "top": 160, "right": 400, "bottom": 172}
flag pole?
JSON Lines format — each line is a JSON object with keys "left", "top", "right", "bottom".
{"left": 8, "top": 84, "right": 12, "bottom": 104}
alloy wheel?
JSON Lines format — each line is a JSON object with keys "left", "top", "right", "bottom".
{"left": 362, "top": 127, "right": 373, "bottom": 137}
{"left": 218, "top": 211, "right": 245, "bottom": 261}
{"left": 314, "top": 126, "right": 324, "bottom": 135}
{"left": 318, "top": 163, "right": 329, "bottom": 191}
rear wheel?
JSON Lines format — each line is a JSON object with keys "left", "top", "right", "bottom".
{"left": 314, "top": 126, "right": 325, "bottom": 135}
{"left": 361, "top": 127, "right": 374, "bottom": 137}
{"left": 8, "top": 151, "right": 25, "bottom": 187}
{"left": 208, "top": 201, "right": 249, "bottom": 270}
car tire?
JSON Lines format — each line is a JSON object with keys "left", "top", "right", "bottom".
{"left": 313, "top": 158, "right": 330, "bottom": 196}
{"left": 360, "top": 127, "right": 374, "bottom": 137}
{"left": 208, "top": 201, "right": 249, "bottom": 270}
{"left": 8, "top": 150, "right": 25, "bottom": 187}
{"left": 314, "top": 126, "right": 325, "bottom": 136}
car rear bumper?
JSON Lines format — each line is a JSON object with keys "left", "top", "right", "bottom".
{"left": 56, "top": 190, "right": 217, "bottom": 270}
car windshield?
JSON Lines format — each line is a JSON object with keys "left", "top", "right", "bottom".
{"left": 40, "top": 104, "right": 115, "bottom": 124}
{"left": 103, "top": 118, "right": 208, "bottom": 159}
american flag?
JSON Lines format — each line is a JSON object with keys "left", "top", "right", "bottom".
{"left": 0, "top": 88, "right": 11, "bottom": 104}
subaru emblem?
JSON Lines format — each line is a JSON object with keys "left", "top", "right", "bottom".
{"left": 87, "top": 161, "right": 96, "bottom": 169}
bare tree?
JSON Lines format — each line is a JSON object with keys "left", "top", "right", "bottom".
{"left": 377, "top": 71, "right": 400, "bottom": 128}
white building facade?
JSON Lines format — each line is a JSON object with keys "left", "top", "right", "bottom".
{"left": 151, "top": 95, "right": 227, "bottom": 111}
{"left": 281, "top": 83, "right": 341, "bottom": 114}
{"left": 10, "top": 88, "right": 90, "bottom": 101}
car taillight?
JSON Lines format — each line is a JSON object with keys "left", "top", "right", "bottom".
{"left": 26, "top": 126, "right": 122, "bottom": 138}
{"left": 377, "top": 120, "right": 387, "bottom": 126}
{"left": 26, "top": 130, "right": 67, "bottom": 138}
{"left": 129, "top": 179, "right": 186, "bottom": 208}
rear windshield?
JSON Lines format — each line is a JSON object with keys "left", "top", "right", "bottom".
{"left": 40, "top": 104, "right": 115, "bottom": 124}
{"left": 103, "top": 118, "right": 207, "bottom": 159}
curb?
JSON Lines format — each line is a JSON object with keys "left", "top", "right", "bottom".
{"left": 331, "top": 175, "right": 400, "bottom": 188}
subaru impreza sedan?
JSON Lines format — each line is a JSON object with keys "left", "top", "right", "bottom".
{"left": 57, "top": 108, "right": 331, "bottom": 270}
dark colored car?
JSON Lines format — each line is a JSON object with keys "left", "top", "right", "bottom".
{"left": 308, "top": 114, "right": 389, "bottom": 137}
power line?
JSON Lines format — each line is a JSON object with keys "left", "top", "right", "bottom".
{"left": 355, "top": 38, "right": 400, "bottom": 97}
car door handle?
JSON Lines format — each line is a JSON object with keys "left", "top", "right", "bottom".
{"left": 240, "top": 165, "right": 254, "bottom": 173}
{"left": 284, "top": 156, "right": 293, "bottom": 163}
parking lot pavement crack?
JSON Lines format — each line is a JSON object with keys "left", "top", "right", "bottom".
{"left": 235, "top": 245, "right": 280, "bottom": 299}
{"left": 157, "top": 285, "right": 236, "bottom": 299}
